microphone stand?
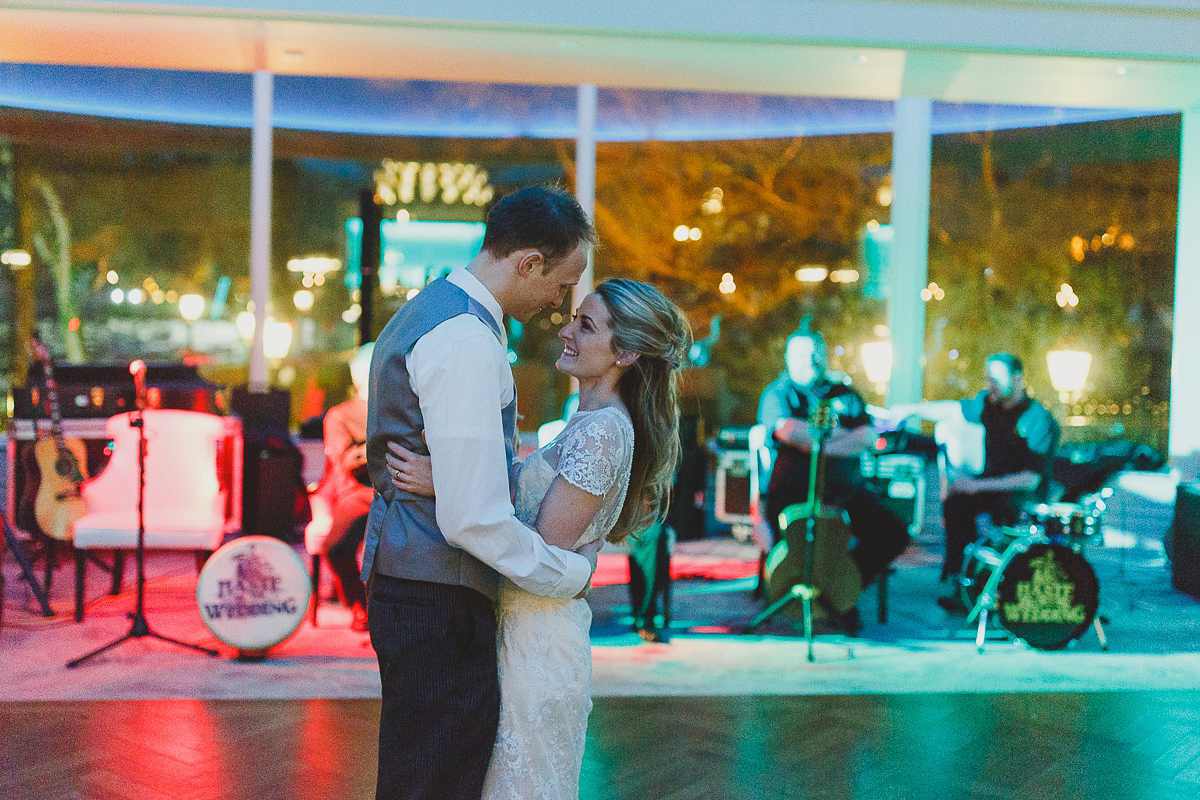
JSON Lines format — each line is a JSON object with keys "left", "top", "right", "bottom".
{"left": 67, "top": 362, "right": 218, "bottom": 668}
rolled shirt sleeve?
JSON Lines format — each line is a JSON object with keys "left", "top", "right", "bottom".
{"left": 408, "top": 314, "right": 591, "bottom": 599}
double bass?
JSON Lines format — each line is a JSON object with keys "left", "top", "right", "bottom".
{"left": 750, "top": 399, "right": 862, "bottom": 655}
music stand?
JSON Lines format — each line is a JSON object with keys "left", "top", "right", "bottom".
{"left": 67, "top": 362, "right": 218, "bottom": 668}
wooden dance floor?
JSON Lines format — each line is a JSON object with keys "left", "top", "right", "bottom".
{"left": 5, "top": 691, "right": 1200, "bottom": 799}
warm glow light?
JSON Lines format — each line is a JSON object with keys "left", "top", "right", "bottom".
{"left": 876, "top": 185, "right": 893, "bottom": 207}
{"left": 921, "top": 282, "right": 945, "bottom": 302}
{"left": 1056, "top": 282, "right": 1079, "bottom": 309}
{"left": 126, "top": 288, "right": 144, "bottom": 305}
{"left": 2, "top": 249, "right": 31, "bottom": 268}
{"left": 795, "top": 266, "right": 829, "bottom": 283}
{"left": 293, "top": 289, "right": 315, "bottom": 311}
{"left": 1070, "top": 236, "right": 1087, "bottom": 262}
{"left": 396, "top": 209, "right": 410, "bottom": 222}
{"left": 342, "top": 304, "right": 362, "bottom": 324}
{"left": 719, "top": 273, "right": 736, "bottom": 294}
{"left": 263, "top": 318, "right": 293, "bottom": 360}
{"left": 1047, "top": 349, "right": 1092, "bottom": 394}
{"left": 701, "top": 188, "right": 724, "bottom": 214}
{"left": 236, "top": 310, "right": 256, "bottom": 342}
{"left": 673, "top": 225, "right": 690, "bottom": 242}
{"left": 106, "top": 270, "right": 119, "bottom": 284}
{"left": 286, "top": 256, "right": 342, "bottom": 273}
{"left": 860, "top": 341, "right": 893, "bottom": 385}
{"left": 688, "top": 227, "right": 702, "bottom": 241}
{"left": 830, "top": 268, "right": 860, "bottom": 283}
{"left": 406, "top": 287, "right": 421, "bottom": 300}
{"left": 178, "top": 293, "right": 206, "bottom": 322}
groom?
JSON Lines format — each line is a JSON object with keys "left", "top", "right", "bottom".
{"left": 363, "top": 185, "right": 597, "bottom": 800}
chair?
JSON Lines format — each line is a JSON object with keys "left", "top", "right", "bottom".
{"left": 302, "top": 461, "right": 335, "bottom": 626}
{"left": 72, "top": 410, "right": 242, "bottom": 621}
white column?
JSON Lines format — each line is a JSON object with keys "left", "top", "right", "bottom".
{"left": 1169, "top": 106, "right": 1200, "bottom": 465}
{"left": 572, "top": 83, "right": 598, "bottom": 312}
{"left": 887, "top": 97, "right": 933, "bottom": 405}
{"left": 248, "top": 69, "right": 273, "bottom": 393}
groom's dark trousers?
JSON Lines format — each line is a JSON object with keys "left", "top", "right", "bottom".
{"left": 369, "top": 573, "right": 500, "bottom": 800}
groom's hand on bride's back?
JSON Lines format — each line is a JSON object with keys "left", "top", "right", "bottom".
{"left": 571, "top": 538, "right": 605, "bottom": 598}
{"left": 385, "top": 440, "right": 435, "bottom": 496}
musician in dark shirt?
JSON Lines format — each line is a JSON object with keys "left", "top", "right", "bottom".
{"left": 886, "top": 353, "right": 1059, "bottom": 610}
{"left": 757, "top": 328, "right": 912, "bottom": 626}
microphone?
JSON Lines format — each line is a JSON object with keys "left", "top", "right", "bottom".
{"left": 129, "top": 359, "right": 147, "bottom": 410}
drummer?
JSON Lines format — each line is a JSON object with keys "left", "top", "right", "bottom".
{"left": 883, "top": 353, "right": 1059, "bottom": 611}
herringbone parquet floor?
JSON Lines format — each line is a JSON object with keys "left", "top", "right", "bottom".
{"left": 5, "top": 691, "right": 1200, "bottom": 800}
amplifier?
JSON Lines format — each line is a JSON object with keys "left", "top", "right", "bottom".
{"left": 860, "top": 453, "right": 926, "bottom": 535}
{"left": 1169, "top": 482, "right": 1200, "bottom": 600}
{"left": 715, "top": 449, "right": 758, "bottom": 526}
{"left": 12, "top": 363, "right": 224, "bottom": 419}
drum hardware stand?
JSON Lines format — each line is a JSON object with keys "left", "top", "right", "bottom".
{"left": 956, "top": 532, "right": 1108, "bottom": 654}
{"left": 67, "top": 362, "right": 218, "bottom": 668}
{"left": 2, "top": 517, "right": 55, "bottom": 617}
{"left": 748, "top": 402, "right": 853, "bottom": 663}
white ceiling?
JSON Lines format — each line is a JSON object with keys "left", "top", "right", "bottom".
{"left": 1, "top": 1, "right": 1200, "bottom": 110}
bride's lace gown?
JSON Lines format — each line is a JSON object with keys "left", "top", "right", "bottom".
{"left": 482, "top": 406, "right": 634, "bottom": 800}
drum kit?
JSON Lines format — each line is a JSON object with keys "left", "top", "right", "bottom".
{"left": 956, "top": 490, "right": 1111, "bottom": 652}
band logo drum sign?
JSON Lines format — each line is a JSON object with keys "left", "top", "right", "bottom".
{"left": 997, "top": 543, "right": 1099, "bottom": 651}
{"left": 196, "top": 535, "right": 312, "bottom": 652}
{"left": 1003, "top": 549, "right": 1087, "bottom": 625}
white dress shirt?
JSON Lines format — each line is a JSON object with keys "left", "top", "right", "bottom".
{"left": 405, "top": 267, "right": 591, "bottom": 599}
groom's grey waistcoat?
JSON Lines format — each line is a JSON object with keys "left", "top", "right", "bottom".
{"left": 361, "top": 276, "right": 515, "bottom": 601}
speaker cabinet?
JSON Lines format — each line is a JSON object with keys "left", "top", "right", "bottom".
{"left": 1169, "top": 482, "right": 1200, "bottom": 600}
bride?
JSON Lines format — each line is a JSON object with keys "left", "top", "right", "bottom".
{"left": 387, "top": 278, "right": 690, "bottom": 799}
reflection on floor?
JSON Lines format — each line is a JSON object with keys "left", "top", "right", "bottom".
{"left": 3, "top": 500, "right": 1200, "bottom": 798}
{"left": 5, "top": 692, "right": 1200, "bottom": 800}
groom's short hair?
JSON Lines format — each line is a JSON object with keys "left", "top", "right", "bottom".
{"left": 481, "top": 185, "right": 594, "bottom": 268}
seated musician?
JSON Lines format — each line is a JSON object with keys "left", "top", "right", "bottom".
{"left": 756, "top": 324, "right": 911, "bottom": 631}
{"left": 884, "top": 353, "right": 1059, "bottom": 611}
{"left": 315, "top": 343, "right": 376, "bottom": 632}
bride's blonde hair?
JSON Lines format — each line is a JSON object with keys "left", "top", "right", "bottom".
{"left": 594, "top": 279, "right": 692, "bottom": 543}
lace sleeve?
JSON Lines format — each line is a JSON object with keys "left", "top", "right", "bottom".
{"left": 557, "top": 409, "right": 630, "bottom": 496}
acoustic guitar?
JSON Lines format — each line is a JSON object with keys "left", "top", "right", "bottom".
{"left": 763, "top": 400, "right": 863, "bottom": 616}
{"left": 29, "top": 333, "right": 89, "bottom": 542}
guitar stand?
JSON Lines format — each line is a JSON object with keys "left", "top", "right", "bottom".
{"left": 67, "top": 409, "right": 217, "bottom": 668}
{"left": 2, "top": 518, "right": 54, "bottom": 617}
{"left": 747, "top": 516, "right": 856, "bottom": 663}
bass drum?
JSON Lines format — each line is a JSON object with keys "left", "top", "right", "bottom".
{"left": 196, "top": 535, "right": 312, "bottom": 655}
{"left": 996, "top": 542, "right": 1099, "bottom": 651}
{"left": 958, "top": 529, "right": 1024, "bottom": 611}
{"left": 764, "top": 511, "right": 861, "bottom": 616}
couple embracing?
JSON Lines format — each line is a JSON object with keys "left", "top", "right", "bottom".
{"left": 362, "top": 186, "right": 691, "bottom": 800}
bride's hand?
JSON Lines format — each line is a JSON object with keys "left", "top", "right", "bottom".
{"left": 386, "top": 441, "right": 435, "bottom": 496}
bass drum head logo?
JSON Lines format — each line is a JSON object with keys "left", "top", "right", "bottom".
{"left": 997, "top": 542, "right": 1099, "bottom": 651}
{"left": 196, "top": 535, "right": 312, "bottom": 651}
